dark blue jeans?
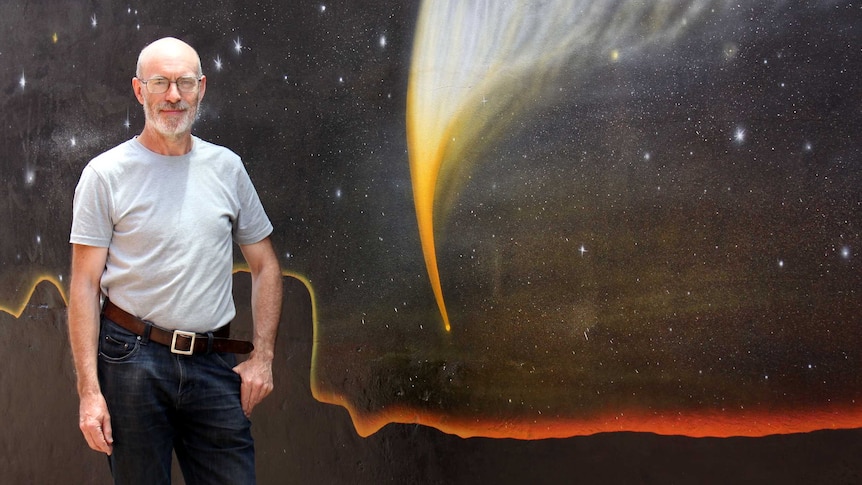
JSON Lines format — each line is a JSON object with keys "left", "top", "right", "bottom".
{"left": 98, "top": 317, "right": 255, "bottom": 485}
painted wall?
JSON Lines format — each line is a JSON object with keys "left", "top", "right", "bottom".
{"left": 1, "top": 1, "right": 861, "bottom": 483}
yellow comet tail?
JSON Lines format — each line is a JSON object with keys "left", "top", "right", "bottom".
{"left": 406, "top": 120, "right": 451, "bottom": 332}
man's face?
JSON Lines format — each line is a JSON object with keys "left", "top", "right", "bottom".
{"left": 134, "top": 45, "right": 206, "bottom": 140}
{"left": 139, "top": 77, "right": 202, "bottom": 138}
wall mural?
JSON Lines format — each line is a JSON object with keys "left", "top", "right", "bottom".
{"left": 313, "top": 0, "right": 862, "bottom": 439}
{"left": 0, "top": 0, "right": 859, "bottom": 472}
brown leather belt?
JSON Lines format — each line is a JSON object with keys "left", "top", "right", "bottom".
{"left": 102, "top": 299, "right": 254, "bottom": 355}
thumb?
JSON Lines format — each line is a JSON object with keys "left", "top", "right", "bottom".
{"left": 102, "top": 416, "right": 114, "bottom": 454}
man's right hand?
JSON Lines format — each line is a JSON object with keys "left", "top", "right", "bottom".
{"left": 78, "top": 392, "right": 114, "bottom": 455}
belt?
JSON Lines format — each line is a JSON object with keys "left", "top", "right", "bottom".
{"left": 102, "top": 299, "right": 254, "bottom": 355}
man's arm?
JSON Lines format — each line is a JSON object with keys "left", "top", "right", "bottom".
{"left": 68, "top": 243, "right": 113, "bottom": 455}
{"left": 235, "top": 236, "right": 283, "bottom": 416}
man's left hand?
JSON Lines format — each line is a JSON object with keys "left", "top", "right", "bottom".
{"left": 233, "top": 356, "right": 274, "bottom": 416}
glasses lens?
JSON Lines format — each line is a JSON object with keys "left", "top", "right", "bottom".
{"left": 176, "top": 77, "right": 199, "bottom": 92}
{"left": 146, "top": 78, "right": 169, "bottom": 94}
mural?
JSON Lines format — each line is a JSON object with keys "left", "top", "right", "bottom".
{"left": 313, "top": 0, "right": 862, "bottom": 439}
{"left": 1, "top": 0, "right": 861, "bottom": 480}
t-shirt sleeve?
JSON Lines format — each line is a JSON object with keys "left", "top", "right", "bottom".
{"left": 232, "top": 165, "right": 273, "bottom": 246}
{"left": 70, "top": 165, "right": 114, "bottom": 247}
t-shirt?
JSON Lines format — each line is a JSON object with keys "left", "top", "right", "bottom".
{"left": 70, "top": 136, "right": 273, "bottom": 332}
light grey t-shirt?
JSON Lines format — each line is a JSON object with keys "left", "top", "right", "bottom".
{"left": 70, "top": 136, "right": 273, "bottom": 332}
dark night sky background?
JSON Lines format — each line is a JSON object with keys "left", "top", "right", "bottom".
{"left": 1, "top": 0, "right": 861, "bottom": 451}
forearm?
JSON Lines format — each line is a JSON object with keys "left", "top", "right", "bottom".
{"left": 68, "top": 244, "right": 107, "bottom": 398}
{"left": 68, "top": 279, "right": 103, "bottom": 397}
{"left": 248, "top": 260, "right": 282, "bottom": 362}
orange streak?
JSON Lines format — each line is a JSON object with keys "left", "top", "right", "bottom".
{"left": 1, "top": 268, "right": 309, "bottom": 319}
{"left": 317, "top": 390, "right": 862, "bottom": 439}
{"left": 0, "top": 274, "right": 69, "bottom": 318}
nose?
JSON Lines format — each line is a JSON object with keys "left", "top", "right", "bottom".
{"left": 164, "top": 81, "right": 182, "bottom": 102}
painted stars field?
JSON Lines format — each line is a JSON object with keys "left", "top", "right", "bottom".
{"left": 312, "top": 0, "right": 862, "bottom": 439}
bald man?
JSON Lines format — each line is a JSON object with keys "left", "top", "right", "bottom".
{"left": 69, "top": 37, "right": 282, "bottom": 484}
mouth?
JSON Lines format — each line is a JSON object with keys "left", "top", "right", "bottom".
{"left": 158, "top": 103, "right": 189, "bottom": 116}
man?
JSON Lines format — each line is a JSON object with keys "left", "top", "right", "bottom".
{"left": 68, "top": 37, "right": 282, "bottom": 484}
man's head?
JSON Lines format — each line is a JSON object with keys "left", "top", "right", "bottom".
{"left": 132, "top": 37, "right": 206, "bottom": 141}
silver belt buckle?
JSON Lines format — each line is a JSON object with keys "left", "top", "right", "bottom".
{"left": 170, "top": 330, "right": 196, "bottom": 355}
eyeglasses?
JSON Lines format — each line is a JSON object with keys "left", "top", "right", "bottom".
{"left": 139, "top": 76, "right": 202, "bottom": 94}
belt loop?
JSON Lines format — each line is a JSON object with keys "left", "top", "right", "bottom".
{"left": 206, "top": 331, "right": 214, "bottom": 354}
{"left": 141, "top": 322, "right": 152, "bottom": 344}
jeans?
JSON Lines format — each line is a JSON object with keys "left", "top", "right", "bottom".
{"left": 98, "top": 317, "right": 255, "bottom": 485}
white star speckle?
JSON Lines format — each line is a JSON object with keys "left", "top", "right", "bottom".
{"left": 233, "top": 38, "right": 243, "bottom": 53}
{"left": 733, "top": 126, "right": 746, "bottom": 144}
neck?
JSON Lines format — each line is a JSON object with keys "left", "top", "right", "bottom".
{"left": 137, "top": 126, "right": 194, "bottom": 156}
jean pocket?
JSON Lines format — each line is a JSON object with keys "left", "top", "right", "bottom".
{"left": 99, "top": 323, "right": 141, "bottom": 362}
{"left": 212, "top": 352, "right": 239, "bottom": 372}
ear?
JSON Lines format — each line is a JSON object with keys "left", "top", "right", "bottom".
{"left": 132, "top": 77, "right": 145, "bottom": 105}
{"left": 198, "top": 75, "right": 207, "bottom": 103}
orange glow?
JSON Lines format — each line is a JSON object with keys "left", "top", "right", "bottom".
{"left": 315, "top": 389, "right": 862, "bottom": 439}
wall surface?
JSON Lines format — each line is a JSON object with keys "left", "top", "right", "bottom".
{"left": 1, "top": 1, "right": 861, "bottom": 483}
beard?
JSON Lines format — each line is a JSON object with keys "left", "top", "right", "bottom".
{"left": 143, "top": 97, "right": 200, "bottom": 138}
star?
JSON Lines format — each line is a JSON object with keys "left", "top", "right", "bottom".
{"left": 90, "top": 14, "right": 97, "bottom": 28}
{"left": 214, "top": 55, "right": 223, "bottom": 71}
{"left": 18, "top": 72, "right": 25, "bottom": 89}
{"left": 733, "top": 126, "right": 746, "bottom": 144}
{"left": 233, "top": 38, "right": 243, "bottom": 53}
{"left": 379, "top": 35, "right": 387, "bottom": 48}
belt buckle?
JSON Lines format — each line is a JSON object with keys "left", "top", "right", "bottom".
{"left": 170, "top": 330, "right": 196, "bottom": 355}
